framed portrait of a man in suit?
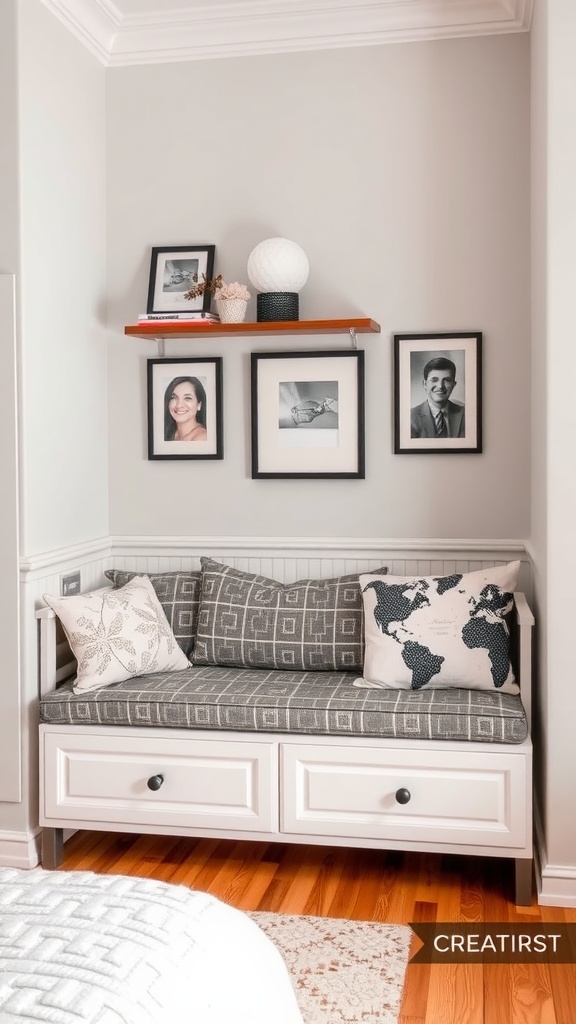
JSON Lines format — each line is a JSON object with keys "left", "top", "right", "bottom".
{"left": 393, "top": 332, "right": 482, "bottom": 454}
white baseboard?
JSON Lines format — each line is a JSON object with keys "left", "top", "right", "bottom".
{"left": 0, "top": 829, "right": 41, "bottom": 869}
{"left": 537, "top": 864, "right": 576, "bottom": 907}
{"left": 534, "top": 806, "right": 576, "bottom": 907}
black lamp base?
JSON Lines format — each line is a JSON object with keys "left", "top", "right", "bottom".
{"left": 257, "top": 292, "right": 299, "bottom": 322}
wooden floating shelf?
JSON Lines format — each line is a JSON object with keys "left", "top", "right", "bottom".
{"left": 124, "top": 317, "right": 381, "bottom": 339}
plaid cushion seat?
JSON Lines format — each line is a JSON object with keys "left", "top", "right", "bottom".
{"left": 39, "top": 666, "right": 528, "bottom": 744}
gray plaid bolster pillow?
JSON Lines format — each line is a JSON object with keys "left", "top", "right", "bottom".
{"left": 105, "top": 569, "right": 202, "bottom": 659}
{"left": 192, "top": 558, "right": 388, "bottom": 672}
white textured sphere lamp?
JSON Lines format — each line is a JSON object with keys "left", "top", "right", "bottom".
{"left": 247, "top": 237, "right": 309, "bottom": 321}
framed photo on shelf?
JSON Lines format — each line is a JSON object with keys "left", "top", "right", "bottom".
{"left": 147, "top": 357, "right": 223, "bottom": 460}
{"left": 393, "top": 332, "right": 482, "bottom": 455}
{"left": 251, "top": 350, "right": 365, "bottom": 479}
{"left": 146, "top": 245, "right": 216, "bottom": 315}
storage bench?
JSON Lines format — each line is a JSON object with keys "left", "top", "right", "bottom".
{"left": 36, "top": 561, "right": 534, "bottom": 905}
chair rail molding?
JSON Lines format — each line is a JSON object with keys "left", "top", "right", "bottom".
{"left": 19, "top": 537, "right": 112, "bottom": 581}
{"left": 39, "top": 0, "right": 533, "bottom": 67}
{"left": 20, "top": 535, "right": 528, "bottom": 576}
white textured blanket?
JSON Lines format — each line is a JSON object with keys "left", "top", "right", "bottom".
{"left": 0, "top": 868, "right": 303, "bottom": 1024}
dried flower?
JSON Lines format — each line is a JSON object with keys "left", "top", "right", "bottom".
{"left": 218, "top": 281, "right": 251, "bottom": 301}
{"left": 184, "top": 273, "right": 223, "bottom": 300}
{"left": 184, "top": 274, "right": 250, "bottom": 303}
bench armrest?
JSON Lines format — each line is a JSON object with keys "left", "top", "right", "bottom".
{"left": 513, "top": 591, "right": 534, "bottom": 733}
{"left": 36, "top": 587, "right": 113, "bottom": 696}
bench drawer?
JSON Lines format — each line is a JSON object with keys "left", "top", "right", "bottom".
{"left": 42, "top": 731, "right": 276, "bottom": 833}
{"left": 281, "top": 743, "right": 528, "bottom": 849}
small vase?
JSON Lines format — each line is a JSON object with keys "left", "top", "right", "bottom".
{"left": 217, "top": 298, "right": 248, "bottom": 324}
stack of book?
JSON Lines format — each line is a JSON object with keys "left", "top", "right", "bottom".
{"left": 137, "top": 311, "right": 221, "bottom": 325}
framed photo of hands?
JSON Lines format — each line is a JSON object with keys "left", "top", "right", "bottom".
{"left": 251, "top": 350, "right": 365, "bottom": 479}
{"left": 146, "top": 245, "right": 216, "bottom": 315}
{"left": 394, "top": 332, "right": 482, "bottom": 455}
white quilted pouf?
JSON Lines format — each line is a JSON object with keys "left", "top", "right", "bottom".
{"left": 0, "top": 868, "right": 304, "bottom": 1024}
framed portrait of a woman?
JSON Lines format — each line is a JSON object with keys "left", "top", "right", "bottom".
{"left": 147, "top": 357, "right": 223, "bottom": 460}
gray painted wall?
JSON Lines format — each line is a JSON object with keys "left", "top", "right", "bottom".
{"left": 18, "top": 1, "right": 109, "bottom": 557}
{"left": 105, "top": 36, "right": 530, "bottom": 541}
{"left": 0, "top": 0, "right": 108, "bottom": 837}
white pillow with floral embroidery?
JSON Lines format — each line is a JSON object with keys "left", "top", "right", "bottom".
{"left": 43, "top": 576, "right": 190, "bottom": 694}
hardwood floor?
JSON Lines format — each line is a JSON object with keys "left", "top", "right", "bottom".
{"left": 60, "top": 831, "right": 576, "bottom": 1024}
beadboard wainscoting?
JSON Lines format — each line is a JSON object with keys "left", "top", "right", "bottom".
{"left": 106, "top": 539, "right": 533, "bottom": 593}
{"left": 20, "top": 535, "right": 533, "bottom": 599}
{"left": 21, "top": 533, "right": 533, "bottom": 712}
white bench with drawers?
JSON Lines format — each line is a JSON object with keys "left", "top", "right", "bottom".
{"left": 36, "top": 558, "right": 534, "bottom": 905}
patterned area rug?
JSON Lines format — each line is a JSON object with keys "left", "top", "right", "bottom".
{"left": 249, "top": 912, "right": 411, "bottom": 1024}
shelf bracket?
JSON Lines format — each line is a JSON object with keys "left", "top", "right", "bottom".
{"left": 349, "top": 327, "right": 358, "bottom": 349}
{"left": 155, "top": 337, "right": 166, "bottom": 357}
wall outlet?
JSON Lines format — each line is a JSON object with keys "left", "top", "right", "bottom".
{"left": 61, "top": 570, "right": 81, "bottom": 597}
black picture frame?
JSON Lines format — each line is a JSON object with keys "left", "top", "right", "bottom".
{"left": 146, "top": 245, "right": 216, "bottom": 315}
{"left": 393, "top": 332, "right": 482, "bottom": 454}
{"left": 147, "top": 357, "right": 223, "bottom": 460}
{"left": 251, "top": 350, "right": 365, "bottom": 479}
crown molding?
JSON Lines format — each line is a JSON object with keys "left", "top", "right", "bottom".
{"left": 40, "top": 0, "right": 533, "bottom": 67}
{"left": 40, "top": 0, "right": 121, "bottom": 63}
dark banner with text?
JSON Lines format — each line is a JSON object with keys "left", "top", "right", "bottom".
{"left": 409, "top": 923, "right": 576, "bottom": 964}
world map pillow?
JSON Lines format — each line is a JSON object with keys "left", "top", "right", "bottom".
{"left": 193, "top": 558, "right": 388, "bottom": 672}
{"left": 356, "top": 561, "right": 521, "bottom": 693}
{"left": 43, "top": 576, "right": 190, "bottom": 694}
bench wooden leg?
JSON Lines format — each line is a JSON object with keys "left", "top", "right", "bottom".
{"left": 514, "top": 858, "right": 533, "bottom": 906}
{"left": 41, "top": 827, "right": 64, "bottom": 869}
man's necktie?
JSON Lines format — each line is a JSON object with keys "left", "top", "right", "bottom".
{"left": 435, "top": 411, "right": 447, "bottom": 437}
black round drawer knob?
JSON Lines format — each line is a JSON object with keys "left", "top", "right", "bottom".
{"left": 395, "top": 787, "right": 411, "bottom": 805}
{"left": 147, "top": 774, "right": 164, "bottom": 791}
